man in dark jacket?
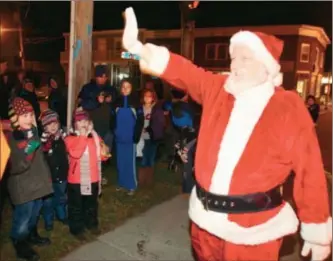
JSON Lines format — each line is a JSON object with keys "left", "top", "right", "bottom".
{"left": 78, "top": 65, "right": 116, "bottom": 141}
{"left": 7, "top": 97, "right": 54, "bottom": 261}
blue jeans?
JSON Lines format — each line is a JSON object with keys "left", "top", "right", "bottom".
{"left": 11, "top": 199, "right": 43, "bottom": 240}
{"left": 141, "top": 140, "right": 158, "bottom": 167}
{"left": 43, "top": 181, "right": 67, "bottom": 227}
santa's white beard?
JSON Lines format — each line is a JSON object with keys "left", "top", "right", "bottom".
{"left": 224, "top": 75, "right": 267, "bottom": 97}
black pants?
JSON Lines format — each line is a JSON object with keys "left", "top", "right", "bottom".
{"left": 67, "top": 182, "right": 99, "bottom": 235}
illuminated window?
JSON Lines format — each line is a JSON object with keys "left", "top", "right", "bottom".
{"left": 300, "top": 43, "right": 310, "bottom": 63}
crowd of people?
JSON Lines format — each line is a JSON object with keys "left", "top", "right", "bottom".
{"left": 0, "top": 6, "right": 329, "bottom": 261}
{"left": 0, "top": 63, "right": 198, "bottom": 261}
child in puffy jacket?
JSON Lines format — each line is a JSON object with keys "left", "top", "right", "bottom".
{"left": 65, "top": 108, "right": 110, "bottom": 239}
{"left": 39, "top": 109, "right": 69, "bottom": 231}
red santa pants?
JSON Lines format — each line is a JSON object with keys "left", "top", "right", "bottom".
{"left": 191, "top": 222, "right": 282, "bottom": 261}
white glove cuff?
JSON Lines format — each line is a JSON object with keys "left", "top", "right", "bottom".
{"left": 301, "top": 217, "right": 332, "bottom": 245}
{"left": 142, "top": 43, "right": 170, "bottom": 76}
{"left": 127, "top": 41, "right": 143, "bottom": 56}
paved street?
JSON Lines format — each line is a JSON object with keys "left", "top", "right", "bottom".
{"left": 62, "top": 109, "right": 332, "bottom": 261}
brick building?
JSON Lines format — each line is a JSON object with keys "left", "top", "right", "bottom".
{"left": 60, "top": 24, "right": 330, "bottom": 100}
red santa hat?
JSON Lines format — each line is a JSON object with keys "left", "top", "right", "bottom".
{"left": 229, "top": 31, "right": 284, "bottom": 86}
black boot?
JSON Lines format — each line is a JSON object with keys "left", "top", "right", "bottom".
{"left": 28, "top": 227, "right": 51, "bottom": 246}
{"left": 12, "top": 238, "right": 40, "bottom": 261}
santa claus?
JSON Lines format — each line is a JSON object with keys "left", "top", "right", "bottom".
{"left": 122, "top": 7, "right": 332, "bottom": 261}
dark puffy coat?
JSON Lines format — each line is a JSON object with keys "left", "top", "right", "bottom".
{"left": 44, "top": 138, "right": 69, "bottom": 183}
{"left": 7, "top": 129, "right": 53, "bottom": 205}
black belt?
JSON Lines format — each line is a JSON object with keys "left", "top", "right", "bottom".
{"left": 196, "top": 183, "right": 283, "bottom": 214}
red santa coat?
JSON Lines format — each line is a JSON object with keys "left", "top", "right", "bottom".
{"left": 160, "top": 52, "right": 331, "bottom": 246}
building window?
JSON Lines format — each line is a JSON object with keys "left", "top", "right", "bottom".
{"left": 320, "top": 52, "right": 325, "bottom": 68}
{"left": 205, "top": 43, "right": 228, "bottom": 61}
{"left": 97, "top": 37, "right": 107, "bottom": 51}
{"left": 114, "top": 39, "right": 122, "bottom": 53}
{"left": 300, "top": 43, "right": 311, "bottom": 63}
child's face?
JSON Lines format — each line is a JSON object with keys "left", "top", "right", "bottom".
{"left": 75, "top": 119, "right": 90, "bottom": 131}
{"left": 97, "top": 94, "right": 105, "bottom": 103}
{"left": 143, "top": 92, "right": 154, "bottom": 105}
{"left": 46, "top": 121, "right": 59, "bottom": 135}
{"left": 18, "top": 112, "right": 34, "bottom": 130}
{"left": 121, "top": 82, "right": 132, "bottom": 96}
{"left": 307, "top": 98, "right": 314, "bottom": 106}
{"left": 24, "top": 82, "right": 34, "bottom": 92}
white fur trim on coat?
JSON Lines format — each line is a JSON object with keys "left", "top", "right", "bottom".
{"left": 229, "top": 31, "right": 282, "bottom": 86}
{"left": 301, "top": 217, "right": 332, "bottom": 245}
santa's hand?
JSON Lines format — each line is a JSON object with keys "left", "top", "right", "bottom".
{"left": 301, "top": 241, "right": 331, "bottom": 261}
{"left": 122, "top": 7, "right": 143, "bottom": 55}
{"left": 122, "top": 8, "right": 170, "bottom": 77}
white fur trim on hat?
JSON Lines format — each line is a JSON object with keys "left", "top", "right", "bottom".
{"left": 230, "top": 31, "right": 282, "bottom": 86}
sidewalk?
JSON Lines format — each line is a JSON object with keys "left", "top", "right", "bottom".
{"left": 62, "top": 195, "right": 194, "bottom": 261}
{"left": 62, "top": 194, "right": 306, "bottom": 261}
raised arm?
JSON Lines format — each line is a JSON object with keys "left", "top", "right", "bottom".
{"left": 122, "top": 7, "right": 226, "bottom": 105}
{"left": 65, "top": 135, "right": 88, "bottom": 159}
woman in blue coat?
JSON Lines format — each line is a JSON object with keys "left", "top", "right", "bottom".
{"left": 111, "top": 79, "right": 142, "bottom": 196}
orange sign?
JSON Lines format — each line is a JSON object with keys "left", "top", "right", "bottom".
{"left": 0, "top": 124, "right": 10, "bottom": 179}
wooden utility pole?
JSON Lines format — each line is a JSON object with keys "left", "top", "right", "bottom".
{"left": 180, "top": 1, "right": 198, "bottom": 61}
{"left": 67, "top": 0, "right": 94, "bottom": 129}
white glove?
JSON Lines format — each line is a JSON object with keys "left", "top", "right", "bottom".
{"left": 122, "top": 7, "right": 170, "bottom": 76}
{"left": 122, "top": 7, "right": 143, "bottom": 55}
{"left": 301, "top": 241, "right": 331, "bottom": 261}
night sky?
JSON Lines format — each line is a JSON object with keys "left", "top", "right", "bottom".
{"left": 23, "top": 1, "right": 332, "bottom": 69}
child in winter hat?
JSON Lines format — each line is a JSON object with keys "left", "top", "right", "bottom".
{"left": 39, "top": 109, "right": 69, "bottom": 231}
{"left": 64, "top": 107, "right": 110, "bottom": 238}
{"left": 6, "top": 98, "right": 53, "bottom": 261}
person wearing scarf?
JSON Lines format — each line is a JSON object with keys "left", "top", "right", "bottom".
{"left": 39, "top": 109, "right": 69, "bottom": 231}
{"left": 7, "top": 97, "right": 53, "bottom": 261}
{"left": 64, "top": 107, "right": 110, "bottom": 240}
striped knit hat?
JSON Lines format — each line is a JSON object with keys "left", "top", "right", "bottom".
{"left": 73, "top": 107, "right": 90, "bottom": 122}
{"left": 39, "top": 109, "right": 59, "bottom": 127}
{"left": 8, "top": 97, "right": 34, "bottom": 129}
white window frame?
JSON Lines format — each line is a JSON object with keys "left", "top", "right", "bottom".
{"left": 300, "top": 43, "right": 311, "bottom": 63}
{"left": 205, "top": 43, "right": 228, "bottom": 61}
